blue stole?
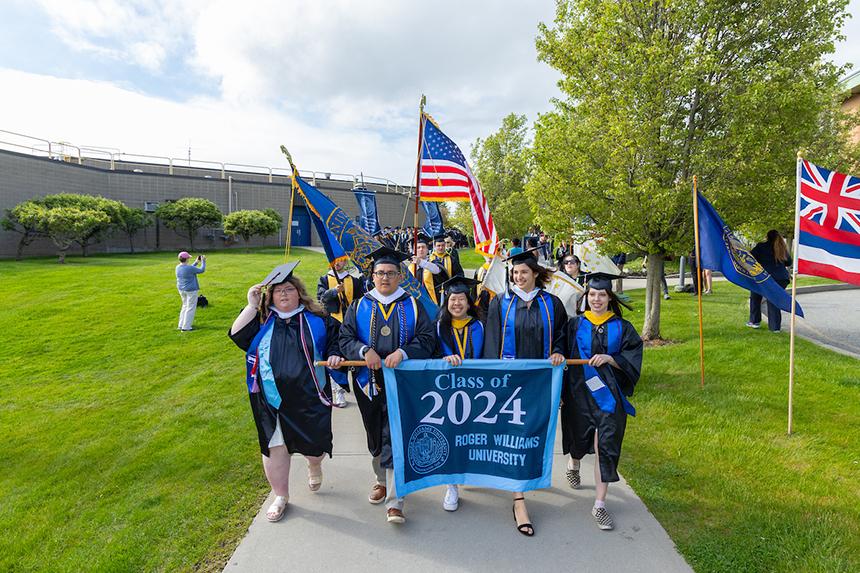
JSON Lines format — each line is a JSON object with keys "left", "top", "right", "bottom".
{"left": 354, "top": 295, "right": 418, "bottom": 398}
{"left": 500, "top": 291, "right": 554, "bottom": 359}
{"left": 575, "top": 317, "right": 635, "bottom": 416}
{"left": 437, "top": 319, "right": 484, "bottom": 359}
{"left": 245, "top": 311, "right": 332, "bottom": 409}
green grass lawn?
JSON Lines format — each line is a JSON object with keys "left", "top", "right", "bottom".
{"left": 1, "top": 250, "right": 857, "bottom": 572}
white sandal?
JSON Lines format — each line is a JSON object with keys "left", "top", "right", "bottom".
{"left": 308, "top": 466, "right": 323, "bottom": 492}
{"left": 266, "top": 495, "right": 289, "bottom": 522}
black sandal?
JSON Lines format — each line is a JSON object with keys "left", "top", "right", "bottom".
{"left": 512, "top": 497, "right": 534, "bottom": 536}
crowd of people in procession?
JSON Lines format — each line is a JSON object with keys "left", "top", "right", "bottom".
{"left": 171, "top": 220, "right": 791, "bottom": 537}
{"left": 226, "top": 227, "right": 644, "bottom": 536}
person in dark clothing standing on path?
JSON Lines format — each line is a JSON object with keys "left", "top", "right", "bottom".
{"left": 747, "top": 230, "right": 792, "bottom": 332}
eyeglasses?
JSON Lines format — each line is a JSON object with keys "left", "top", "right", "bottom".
{"left": 372, "top": 271, "right": 400, "bottom": 279}
{"left": 272, "top": 287, "right": 297, "bottom": 295}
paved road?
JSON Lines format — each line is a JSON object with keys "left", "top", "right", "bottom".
{"left": 224, "top": 394, "right": 691, "bottom": 573}
{"left": 770, "top": 289, "right": 860, "bottom": 359}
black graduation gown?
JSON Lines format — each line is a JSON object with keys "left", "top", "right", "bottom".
{"left": 560, "top": 315, "right": 643, "bottom": 482}
{"left": 434, "top": 317, "right": 484, "bottom": 359}
{"left": 316, "top": 273, "right": 367, "bottom": 320}
{"left": 482, "top": 290, "right": 567, "bottom": 359}
{"left": 338, "top": 291, "right": 436, "bottom": 468}
{"left": 228, "top": 310, "right": 341, "bottom": 457}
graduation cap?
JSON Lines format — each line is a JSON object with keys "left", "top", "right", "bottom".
{"left": 369, "top": 246, "right": 411, "bottom": 268}
{"left": 441, "top": 275, "right": 479, "bottom": 295}
{"left": 263, "top": 261, "right": 300, "bottom": 286}
{"left": 414, "top": 233, "right": 431, "bottom": 246}
{"left": 504, "top": 246, "right": 542, "bottom": 265}
{"left": 432, "top": 232, "right": 448, "bottom": 243}
{"left": 585, "top": 272, "right": 621, "bottom": 292}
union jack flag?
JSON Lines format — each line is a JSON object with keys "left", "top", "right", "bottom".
{"left": 797, "top": 160, "right": 860, "bottom": 285}
{"left": 419, "top": 113, "right": 498, "bottom": 255}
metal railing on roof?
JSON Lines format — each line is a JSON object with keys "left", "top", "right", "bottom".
{"left": 0, "top": 128, "right": 412, "bottom": 195}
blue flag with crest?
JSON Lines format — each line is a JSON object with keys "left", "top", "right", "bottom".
{"left": 353, "top": 186, "right": 382, "bottom": 236}
{"left": 697, "top": 192, "right": 803, "bottom": 316}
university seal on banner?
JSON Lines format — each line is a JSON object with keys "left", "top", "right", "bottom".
{"left": 722, "top": 225, "right": 769, "bottom": 283}
{"left": 407, "top": 424, "right": 449, "bottom": 474}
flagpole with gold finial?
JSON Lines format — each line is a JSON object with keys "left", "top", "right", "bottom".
{"left": 692, "top": 175, "right": 705, "bottom": 388}
{"left": 280, "top": 145, "right": 298, "bottom": 262}
{"left": 414, "top": 95, "right": 427, "bottom": 257}
{"left": 788, "top": 150, "right": 803, "bottom": 435}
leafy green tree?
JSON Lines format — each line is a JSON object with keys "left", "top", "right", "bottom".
{"left": 2, "top": 202, "right": 46, "bottom": 260}
{"left": 223, "top": 210, "right": 280, "bottom": 245}
{"left": 155, "top": 198, "right": 222, "bottom": 250}
{"left": 470, "top": 113, "right": 536, "bottom": 241}
{"left": 16, "top": 203, "right": 111, "bottom": 263}
{"left": 40, "top": 194, "right": 124, "bottom": 256}
{"left": 530, "top": 0, "right": 857, "bottom": 339}
{"left": 262, "top": 208, "right": 283, "bottom": 226}
{"left": 116, "top": 205, "right": 152, "bottom": 253}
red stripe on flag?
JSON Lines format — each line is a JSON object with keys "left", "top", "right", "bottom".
{"left": 421, "top": 165, "right": 468, "bottom": 175}
{"left": 420, "top": 192, "right": 470, "bottom": 200}
{"left": 800, "top": 217, "right": 860, "bottom": 247}
{"left": 798, "top": 259, "right": 860, "bottom": 286}
{"left": 419, "top": 178, "right": 471, "bottom": 187}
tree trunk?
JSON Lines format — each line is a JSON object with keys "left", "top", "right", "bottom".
{"left": 128, "top": 233, "right": 135, "bottom": 253}
{"left": 57, "top": 246, "right": 69, "bottom": 264}
{"left": 81, "top": 241, "right": 89, "bottom": 257}
{"left": 641, "top": 252, "right": 664, "bottom": 340}
{"left": 188, "top": 227, "right": 195, "bottom": 250}
{"left": 16, "top": 236, "right": 30, "bottom": 261}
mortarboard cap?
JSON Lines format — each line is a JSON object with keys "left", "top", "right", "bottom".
{"left": 441, "top": 275, "right": 479, "bottom": 295}
{"left": 504, "top": 246, "right": 542, "bottom": 264}
{"left": 585, "top": 272, "right": 621, "bottom": 292}
{"left": 263, "top": 261, "right": 300, "bottom": 286}
{"left": 369, "top": 246, "right": 410, "bottom": 268}
{"left": 414, "top": 233, "right": 431, "bottom": 246}
{"left": 432, "top": 232, "right": 448, "bottom": 243}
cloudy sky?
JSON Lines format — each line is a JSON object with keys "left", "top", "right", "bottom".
{"left": 0, "top": 0, "right": 858, "bottom": 185}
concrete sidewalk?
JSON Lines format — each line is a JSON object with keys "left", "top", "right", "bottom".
{"left": 224, "top": 394, "right": 692, "bottom": 573}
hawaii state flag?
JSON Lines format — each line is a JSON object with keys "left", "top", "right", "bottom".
{"left": 797, "top": 160, "right": 860, "bottom": 286}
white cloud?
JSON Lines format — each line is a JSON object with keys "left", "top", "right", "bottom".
{"left": 6, "top": 1, "right": 563, "bottom": 182}
{"left": 0, "top": 68, "right": 416, "bottom": 182}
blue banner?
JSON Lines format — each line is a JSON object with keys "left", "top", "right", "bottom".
{"left": 697, "top": 192, "right": 803, "bottom": 316}
{"left": 384, "top": 359, "right": 563, "bottom": 496}
{"left": 353, "top": 186, "right": 382, "bottom": 237}
{"left": 421, "top": 200, "right": 444, "bottom": 237}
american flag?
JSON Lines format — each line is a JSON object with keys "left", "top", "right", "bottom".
{"left": 419, "top": 113, "right": 498, "bottom": 255}
{"left": 796, "top": 160, "right": 860, "bottom": 285}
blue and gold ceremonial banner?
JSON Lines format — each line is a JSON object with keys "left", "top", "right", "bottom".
{"left": 384, "top": 359, "right": 563, "bottom": 495}
{"left": 697, "top": 192, "right": 803, "bottom": 316}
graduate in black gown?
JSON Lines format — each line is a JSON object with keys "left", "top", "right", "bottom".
{"left": 228, "top": 262, "right": 345, "bottom": 522}
{"left": 433, "top": 275, "right": 485, "bottom": 513}
{"left": 561, "top": 273, "right": 642, "bottom": 531}
{"left": 483, "top": 249, "right": 567, "bottom": 537}
{"left": 317, "top": 257, "right": 366, "bottom": 408}
{"left": 339, "top": 247, "right": 435, "bottom": 524}
{"left": 430, "top": 232, "right": 465, "bottom": 280}
{"left": 408, "top": 235, "right": 448, "bottom": 305}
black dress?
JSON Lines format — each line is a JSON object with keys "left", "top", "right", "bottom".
{"left": 229, "top": 310, "right": 341, "bottom": 457}
{"left": 338, "top": 291, "right": 435, "bottom": 468}
{"left": 482, "top": 290, "right": 567, "bottom": 359}
{"left": 560, "top": 314, "right": 643, "bottom": 482}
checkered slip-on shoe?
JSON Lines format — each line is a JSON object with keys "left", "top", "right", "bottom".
{"left": 592, "top": 506, "right": 614, "bottom": 531}
{"left": 566, "top": 468, "right": 581, "bottom": 489}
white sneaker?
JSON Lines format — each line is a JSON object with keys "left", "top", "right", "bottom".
{"left": 333, "top": 388, "right": 347, "bottom": 408}
{"left": 443, "top": 485, "right": 459, "bottom": 511}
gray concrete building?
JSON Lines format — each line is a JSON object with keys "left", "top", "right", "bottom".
{"left": 0, "top": 148, "right": 421, "bottom": 258}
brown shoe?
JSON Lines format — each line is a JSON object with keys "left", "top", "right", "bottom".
{"left": 386, "top": 508, "right": 405, "bottom": 524}
{"left": 368, "top": 483, "right": 386, "bottom": 504}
